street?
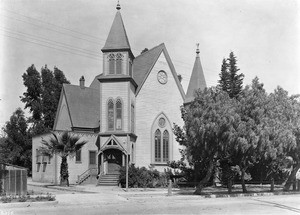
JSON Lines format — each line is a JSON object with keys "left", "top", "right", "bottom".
{"left": 2, "top": 189, "right": 300, "bottom": 215}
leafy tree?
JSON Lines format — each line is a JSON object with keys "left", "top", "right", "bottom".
{"left": 41, "top": 65, "right": 57, "bottom": 129}
{"left": 40, "top": 132, "right": 87, "bottom": 186}
{"left": 0, "top": 108, "right": 32, "bottom": 171}
{"left": 20, "top": 65, "right": 42, "bottom": 121}
{"left": 267, "top": 87, "right": 300, "bottom": 190}
{"left": 225, "top": 78, "right": 269, "bottom": 192}
{"left": 217, "top": 52, "right": 244, "bottom": 99}
{"left": 21, "top": 65, "right": 70, "bottom": 134}
{"left": 175, "top": 88, "right": 238, "bottom": 194}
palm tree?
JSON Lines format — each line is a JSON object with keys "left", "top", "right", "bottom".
{"left": 41, "top": 131, "right": 87, "bottom": 186}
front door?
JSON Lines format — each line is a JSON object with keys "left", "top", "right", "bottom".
{"left": 104, "top": 149, "right": 122, "bottom": 174}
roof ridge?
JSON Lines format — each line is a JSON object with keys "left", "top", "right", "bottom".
{"left": 63, "top": 83, "right": 98, "bottom": 91}
{"left": 134, "top": 43, "right": 165, "bottom": 60}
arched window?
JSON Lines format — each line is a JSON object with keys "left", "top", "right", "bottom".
{"left": 152, "top": 114, "right": 172, "bottom": 164}
{"left": 163, "top": 130, "right": 169, "bottom": 162}
{"left": 116, "top": 99, "right": 122, "bottom": 130}
{"left": 116, "top": 53, "right": 123, "bottom": 74}
{"left": 155, "top": 129, "right": 161, "bottom": 162}
{"left": 108, "top": 99, "right": 114, "bottom": 130}
{"left": 108, "top": 54, "right": 115, "bottom": 74}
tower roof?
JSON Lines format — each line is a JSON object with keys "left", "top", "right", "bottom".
{"left": 184, "top": 46, "right": 207, "bottom": 104}
{"left": 102, "top": 7, "right": 131, "bottom": 51}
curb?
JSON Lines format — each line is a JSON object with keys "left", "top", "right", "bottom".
{"left": 201, "top": 191, "right": 300, "bottom": 198}
{"left": 0, "top": 200, "right": 58, "bottom": 208}
{"left": 45, "top": 185, "right": 95, "bottom": 193}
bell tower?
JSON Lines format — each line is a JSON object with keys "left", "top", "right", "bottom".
{"left": 98, "top": 2, "right": 137, "bottom": 136}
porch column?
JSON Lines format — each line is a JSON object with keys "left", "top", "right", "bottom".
{"left": 101, "top": 153, "right": 104, "bottom": 173}
{"left": 122, "top": 153, "right": 125, "bottom": 167}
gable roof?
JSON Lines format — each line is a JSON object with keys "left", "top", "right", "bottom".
{"left": 62, "top": 84, "right": 100, "bottom": 128}
{"left": 133, "top": 43, "right": 185, "bottom": 99}
{"left": 102, "top": 11, "right": 131, "bottom": 51}
{"left": 184, "top": 52, "right": 207, "bottom": 104}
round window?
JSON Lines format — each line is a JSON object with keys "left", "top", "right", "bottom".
{"left": 158, "top": 118, "right": 166, "bottom": 127}
{"left": 157, "top": 70, "right": 168, "bottom": 84}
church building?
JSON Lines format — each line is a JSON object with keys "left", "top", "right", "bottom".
{"left": 32, "top": 3, "right": 207, "bottom": 185}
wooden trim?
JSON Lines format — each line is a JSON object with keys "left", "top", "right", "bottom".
{"left": 99, "top": 82, "right": 102, "bottom": 132}
{"left": 53, "top": 88, "right": 64, "bottom": 130}
{"left": 62, "top": 86, "right": 74, "bottom": 128}
{"left": 162, "top": 48, "right": 186, "bottom": 100}
{"left": 98, "top": 76, "right": 138, "bottom": 88}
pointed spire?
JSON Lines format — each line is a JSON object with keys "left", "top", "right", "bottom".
{"left": 184, "top": 44, "right": 207, "bottom": 104}
{"left": 102, "top": 2, "right": 131, "bottom": 51}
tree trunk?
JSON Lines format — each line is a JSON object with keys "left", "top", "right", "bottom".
{"left": 241, "top": 168, "right": 247, "bottom": 193}
{"left": 60, "top": 156, "right": 69, "bottom": 186}
{"left": 194, "top": 159, "right": 214, "bottom": 195}
{"left": 284, "top": 163, "right": 300, "bottom": 191}
{"left": 228, "top": 178, "right": 232, "bottom": 194}
{"left": 270, "top": 177, "right": 274, "bottom": 192}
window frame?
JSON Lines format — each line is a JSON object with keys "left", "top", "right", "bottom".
{"left": 131, "top": 104, "right": 135, "bottom": 133}
{"left": 152, "top": 114, "right": 172, "bottom": 164}
{"left": 115, "top": 99, "right": 123, "bottom": 130}
{"left": 89, "top": 151, "right": 97, "bottom": 165}
{"left": 75, "top": 149, "right": 82, "bottom": 163}
{"left": 154, "top": 129, "right": 162, "bottom": 162}
{"left": 107, "top": 52, "right": 124, "bottom": 75}
{"left": 107, "top": 99, "right": 115, "bottom": 131}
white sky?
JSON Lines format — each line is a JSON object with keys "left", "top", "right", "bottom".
{"left": 0, "top": 0, "right": 299, "bottom": 127}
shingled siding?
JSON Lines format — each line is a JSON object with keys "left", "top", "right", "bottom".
{"left": 32, "top": 133, "right": 98, "bottom": 184}
{"left": 100, "top": 82, "right": 129, "bottom": 132}
{"left": 135, "top": 52, "right": 184, "bottom": 171}
{"left": 54, "top": 95, "right": 72, "bottom": 131}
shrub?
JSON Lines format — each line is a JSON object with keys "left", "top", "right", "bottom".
{"left": 18, "top": 195, "right": 27, "bottom": 202}
{"left": 119, "top": 164, "right": 167, "bottom": 188}
{"left": 1, "top": 195, "right": 12, "bottom": 203}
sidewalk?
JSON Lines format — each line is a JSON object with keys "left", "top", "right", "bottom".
{"left": 27, "top": 178, "right": 300, "bottom": 199}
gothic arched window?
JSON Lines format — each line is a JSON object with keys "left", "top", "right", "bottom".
{"left": 107, "top": 99, "right": 114, "bottom": 130}
{"left": 163, "top": 130, "right": 169, "bottom": 162}
{"left": 116, "top": 53, "right": 123, "bottom": 74}
{"left": 108, "top": 54, "right": 115, "bottom": 74}
{"left": 152, "top": 114, "right": 172, "bottom": 164}
{"left": 116, "top": 99, "right": 122, "bottom": 130}
{"left": 155, "top": 129, "right": 161, "bottom": 162}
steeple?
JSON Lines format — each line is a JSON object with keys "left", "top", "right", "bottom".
{"left": 184, "top": 44, "right": 207, "bottom": 104}
{"left": 101, "top": 2, "right": 131, "bottom": 52}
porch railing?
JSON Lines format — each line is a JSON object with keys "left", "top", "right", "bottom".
{"left": 76, "top": 168, "right": 98, "bottom": 185}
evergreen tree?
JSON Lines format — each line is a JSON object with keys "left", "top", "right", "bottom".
{"left": 0, "top": 108, "right": 32, "bottom": 171}
{"left": 174, "top": 87, "right": 239, "bottom": 194}
{"left": 21, "top": 65, "right": 70, "bottom": 134}
{"left": 217, "top": 52, "right": 244, "bottom": 99}
{"left": 218, "top": 58, "right": 229, "bottom": 92}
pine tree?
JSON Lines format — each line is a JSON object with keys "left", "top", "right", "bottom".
{"left": 217, "top": 52, "right": 244, "bottom": 99}
{"left": 228, "top": 52, "right": 244, "bottom": 98}
{"left": 218, "top": 58, "right": 229, "bottom": 92}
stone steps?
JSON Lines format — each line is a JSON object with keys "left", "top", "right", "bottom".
{"left": 97, "top": 174, "right": 119, "bottom": 186}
